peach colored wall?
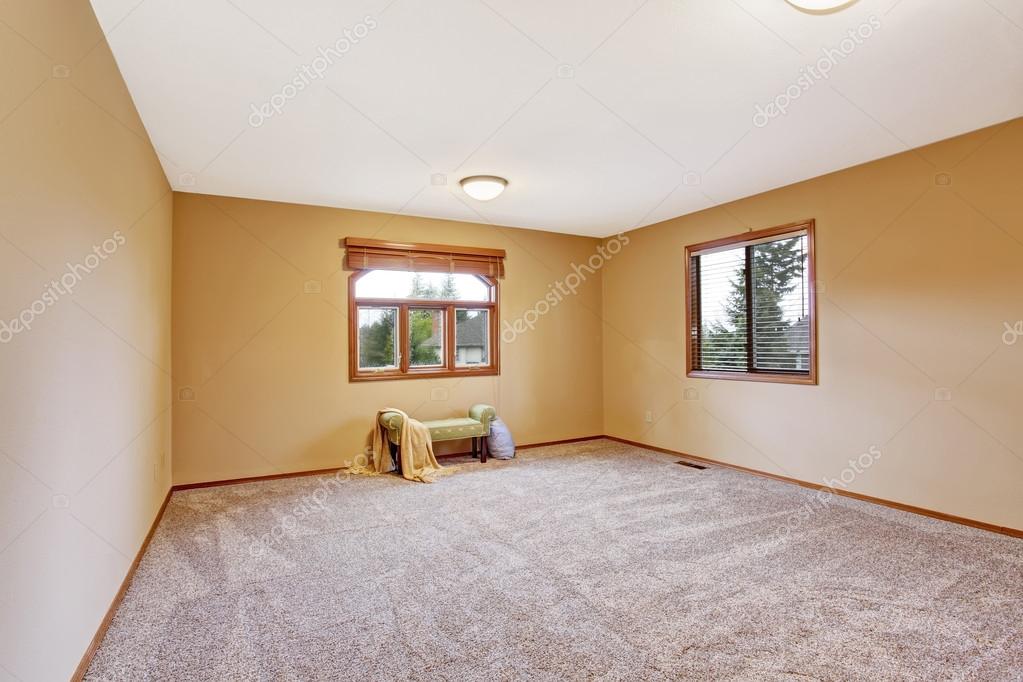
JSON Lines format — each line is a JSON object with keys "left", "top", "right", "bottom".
{"left": 2, "top": 3, "right": 1018, "bottom": 678}
{"left": 601, "top": 119, "right": 1023, "bottom": 531}
{"left": 0, "top": 1, "right": 173, "bottom": 679}
{"left": 171, "top": 193, "right": 605, "bottom": 485}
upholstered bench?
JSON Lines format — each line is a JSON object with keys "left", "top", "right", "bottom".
{"left": 379, "top": 404, "right": 497, "bottom": 466}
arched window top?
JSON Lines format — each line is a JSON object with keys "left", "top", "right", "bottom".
{"left": 354, "top": 270, "right": 491, "bottom": 302}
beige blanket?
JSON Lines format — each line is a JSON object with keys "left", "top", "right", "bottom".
{"left": 366, "top": 407, "right": 446, "bottom": 483}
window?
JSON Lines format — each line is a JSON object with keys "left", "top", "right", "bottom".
{"left": 344, "top": 233, "right": 506, "bottom": 381}
{"left": 455, "top": 309, "right": 490, "bottom": 366}
{"left": 685, "top": 220, "right": 817, "bottom": 384}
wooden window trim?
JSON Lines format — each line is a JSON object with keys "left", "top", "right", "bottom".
{"left": 684, "top": 219, "right": 818, "bottom": 386}
{"left": 348, "top": 271, "right": 501, "bottom": 382}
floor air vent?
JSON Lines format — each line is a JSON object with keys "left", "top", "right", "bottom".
{"left": 675, "top": 460, "right": 708, "bottom": 470}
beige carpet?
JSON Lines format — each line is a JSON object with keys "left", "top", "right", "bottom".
{"left": 86, "top": 439, "right": 1023, "bottom": 681}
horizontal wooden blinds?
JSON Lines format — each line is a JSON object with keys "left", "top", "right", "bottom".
{"left": 342, "top": 237, "right": 506, "bottom": 278}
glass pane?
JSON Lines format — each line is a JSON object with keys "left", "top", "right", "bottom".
{"left": 752, "top": 234, "right": 809, "bottom": 372}
{"left": 355, "top": 271, "right": 489, "bottom": 301}
{"left": 696, "top": 247, "right": 748, "bottom": 371}
{"left": 409, "top": 309, "right": 444, "bottom": 367}
{"left": 455, "top": 309, "right": 489, "bottom": 366}
{"left": 357, "top": 307, "right": 397, "bottom": 370}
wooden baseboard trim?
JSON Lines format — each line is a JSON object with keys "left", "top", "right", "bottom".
{"left": 71, "top": 432, "right": 1017, "bottom": 678}
{"left": 173, "top": 436, "right": 606, "bottom": 489}
{"left": 604, "top": 435, "right": 1023, "bottom": 540}
{"left": 437, "top": 434, "right": 603, "bottom": 458}
{"left": 172, "top": 466, "right": 345, "bottom": 491}
{"left": 517, "top": 435, "right": 604, "bottom": 450}
{"left": 71, "top": 488, "right": 173, "bottom": 681}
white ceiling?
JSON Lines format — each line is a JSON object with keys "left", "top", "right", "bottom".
{"left": 90, "top": 0, "right": 1023, "bottom": 237}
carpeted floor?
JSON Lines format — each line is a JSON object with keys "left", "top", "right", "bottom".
{"left": 86, "top": 439, "right": 1023, "bottom": 681}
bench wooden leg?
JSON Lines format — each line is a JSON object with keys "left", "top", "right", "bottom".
{"left": 390, "top": 442, "right": 401, "bottom": 475}
{"left": 471, "top": 437, "right": 478, "bottom": 459}
{"left": 480, "top": 435, "right": 488, "bottom": 463}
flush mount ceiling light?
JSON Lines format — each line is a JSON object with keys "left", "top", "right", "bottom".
{"left": 785, "top": 0, "right": 858, "bottom": 12}
{"left": 460, "top": 175, "right": 507, "bottom": 201}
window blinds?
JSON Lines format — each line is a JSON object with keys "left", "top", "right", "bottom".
{"left": 688, "top": 225, "right": 813, "bottom": 377}
{"left": 342, "top": 237, "right": 506, "bottom": 278}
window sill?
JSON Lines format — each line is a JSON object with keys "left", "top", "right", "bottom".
{"left": 687, "top": 370, "right": 817, "bottom": 386}
{"left": 350, "top": 367, "right": 500, "bottom": 382}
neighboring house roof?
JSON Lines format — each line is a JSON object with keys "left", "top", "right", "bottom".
{"left": 422, "top": 313, "right": 487, "bottom": 349}
{"left": 784, "top": 316, "right": 810, "bottom": 348}
{"left": 455, "top": 313, "right": 487, "bottom": 347}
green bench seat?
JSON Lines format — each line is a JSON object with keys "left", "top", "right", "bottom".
{"left": 379, "top": 404, "right": 497, "bottom": 464}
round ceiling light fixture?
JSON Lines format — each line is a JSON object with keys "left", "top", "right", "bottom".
{"left": 785, "top": 0, "right": 858, "bottom": 12}
{"left": 460, "top": 175, "right": 507, "bottom": 201}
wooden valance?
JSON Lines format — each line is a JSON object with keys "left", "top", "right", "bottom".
{"left": 341, "top": 237, "right": 506, "bottom": 278}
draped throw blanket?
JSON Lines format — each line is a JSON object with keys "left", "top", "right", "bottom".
{"left": 361, "top": 407, "right": 447, "bottom": 483}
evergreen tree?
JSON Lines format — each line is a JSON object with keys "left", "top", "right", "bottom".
{"left": 410, "top": 274, "right": 437, "bottom": 299}
{"left": 359, "top": 312, "right": 396, "bottom": 368}
{"left": 439, "top": 274, "right": 458, "bottom": 300}
{"left": 700, "top": 237, "right": 805, "bottom": 370}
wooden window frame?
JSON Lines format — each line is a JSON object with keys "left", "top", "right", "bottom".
{"left": 684, "top": 219, "right": 818, "bottom": 386}
{"left": 348, "top": 271, "right": 500, "bottom": 382}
